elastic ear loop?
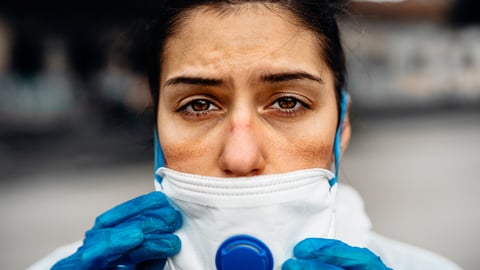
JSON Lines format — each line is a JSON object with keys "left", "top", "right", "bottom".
{"left": 330, "top": 90, "right": 349, "bottom": 187}
{"left": 154, "top": 128, "right": 165, "bottom": 184}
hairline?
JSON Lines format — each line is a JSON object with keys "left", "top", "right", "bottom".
{"left": 161, "top": 2, "right": 331, "bottom": 80}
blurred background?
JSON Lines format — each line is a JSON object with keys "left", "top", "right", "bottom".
{"left": 0, "top": 0, "right": 479, "bottom": 269}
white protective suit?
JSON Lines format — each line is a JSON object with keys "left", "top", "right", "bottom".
{"left": 27, "top": 183, "right": 462, "bottom": 270}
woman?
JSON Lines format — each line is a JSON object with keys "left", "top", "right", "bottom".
{"left": 32, "top": 0, "right": 461, "bottom": 269}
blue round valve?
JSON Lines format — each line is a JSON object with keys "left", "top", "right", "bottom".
{"left": 215, "top": 235, "right": 274, "bottom": 270}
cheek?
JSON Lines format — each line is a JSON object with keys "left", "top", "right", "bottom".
{"left": 265, "top": 118, "right": 337, "bottom": 170}
{"left": 161, "top": 142, "right": 210, "bottom": 172}
{"left": 259, "top": 137, "right": 334, "bottom": 173}
{"left": 291, "top": 138, "right": 334, "bottom": 162}
{"left": 276, "top": 135, "right": 335, "bottom": 169}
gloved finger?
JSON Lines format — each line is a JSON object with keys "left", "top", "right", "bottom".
{"left": 51, "top": 226, "right": 144, "bottom": 270}
{"left": 94, "top": 192, "right": 173, "bottom": 229}
{"left": 293, "top": 238, "right": 391, "bottom": 270}
{"left": 117, "top": 207, "right": 182, "bottom": 234}
{"left": 282, "top": 258, "right": 343, "bottom": 270}
{"left": 112, "top": 234, "right": 181, "bottom": 265}
{"left": 79, "top": 226, "right": 144, "bottom": 269}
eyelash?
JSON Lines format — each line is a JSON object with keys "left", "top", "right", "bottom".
{"left": 177, "top": 98, "right": 220, "bottom": 119}
{"left": 177, "top": 96, "right": 310, "bottom": 119}
{"left": 268, "top": 96, "right": 310, "bottom": 117}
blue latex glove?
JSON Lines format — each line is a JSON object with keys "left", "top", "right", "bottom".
{"left": 282, "top": 238, "right": 392, "bottom": 270}
{"left": 52, "top": 192, "right": 182, "bottom": 270}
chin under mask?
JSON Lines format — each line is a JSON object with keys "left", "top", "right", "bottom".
{"left": 155, "top": 167, "right": 336, "bottom": 270}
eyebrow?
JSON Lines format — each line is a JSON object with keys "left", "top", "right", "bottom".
{"left": 164, "top": 71, "right": 323, "bottom": 88}
{"left": 260, "top": 72, "right": 324, "bottom": 84}
{"left": 164, "top": 77, "right": 224, "bottom": 87}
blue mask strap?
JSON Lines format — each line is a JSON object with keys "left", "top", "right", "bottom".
{"left": 154, "top": 128, "right": 165, "bottom": 184}
{"left": 330, "top": 89, "right": 349, "bottom": 187}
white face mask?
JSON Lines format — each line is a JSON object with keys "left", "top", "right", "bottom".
{"left": 155, "top": 167, "right": 337, "bottom": 270}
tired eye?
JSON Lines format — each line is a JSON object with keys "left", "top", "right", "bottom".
{"left": 178, "top": 98, "right": 220, "bottom": 119}
{"left": 267, "top": 96, "right": 310, "bottom": 118}
{"left": 271, "top": 96, "right": 307, "bottom": 111}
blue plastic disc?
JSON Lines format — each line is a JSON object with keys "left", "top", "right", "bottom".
{"left": 215, "top": 235, "right": 274, "bottom": 270}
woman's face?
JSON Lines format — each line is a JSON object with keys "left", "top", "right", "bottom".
{"left": 157, "top": 5, "right": 347, "bottom": 177}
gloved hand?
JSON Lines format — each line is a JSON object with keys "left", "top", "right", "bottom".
{"left": 51, "top": 191, "right": 182, "bottom": 270}
{"left": 282, "top": 238, "right": 392, "bottom": 270}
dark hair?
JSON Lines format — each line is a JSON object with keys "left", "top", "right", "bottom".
{"left": 144, "top": 0, "right": 348, "bottom": 118}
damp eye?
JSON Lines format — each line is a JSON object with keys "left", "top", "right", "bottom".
{"left": 178, "top": 98, "right": 220, "bottom": 119}
{"left": 269, "top": 96, "right": 309, "bottom": 117}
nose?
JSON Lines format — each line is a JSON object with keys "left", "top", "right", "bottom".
{"left": 218, "top": 121, "right": 266, "bottom": 177}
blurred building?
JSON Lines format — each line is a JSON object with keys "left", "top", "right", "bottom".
{"left": 0, "top": 10, "right": 153, "bottom": 179}
{"left": 344, "top": 0, "right": 480, "bottom": 111}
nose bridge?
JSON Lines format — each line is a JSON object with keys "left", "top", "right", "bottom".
{"left": 229, "top": 102, "right": 254, "bottom": 134}
{"left": 229, "top": 118, "right": 256, "bottom": 148}
{"left": 227, "top": 94, "right": 259, "bottom": 140}
{"left": 219, "top": 104, "right": 265, "bottom": 176}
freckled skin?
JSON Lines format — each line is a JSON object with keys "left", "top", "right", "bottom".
{"left": 157, "top": 4, "right": 350, "bottom": 177}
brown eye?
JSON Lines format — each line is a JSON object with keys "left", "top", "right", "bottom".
{"left": 191, "top": 99, "right": 210, "bottom": 111}
{"left": 277, "top": 97, "right": 297, "bottom": 109}
{"left": 268, "top": 96, "right": 309, "bottom": 117}
{"left": 178, "top": 98, "right": 220, "bottom": 118}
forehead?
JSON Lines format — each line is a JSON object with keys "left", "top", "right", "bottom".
{"left": 161, "top": 4, "right": 328, "bottom": 77}
{"left": 170, "top": 4, "right": 307, "bottom": 39}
